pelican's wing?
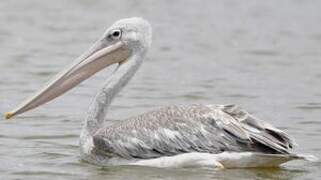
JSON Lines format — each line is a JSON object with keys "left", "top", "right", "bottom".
{"left": 220, "top": 104, "right": 296, "bottom": 151}
{"left": 92, "top": 104, "right": 295, "bottom": 159}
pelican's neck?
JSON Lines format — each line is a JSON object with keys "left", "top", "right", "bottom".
{"left": 81, "top": 52, "right": 144, "bottom": 137}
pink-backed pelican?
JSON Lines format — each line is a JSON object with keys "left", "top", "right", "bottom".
{"left": 4, "top": 17, "right": 315, "bottom": 168}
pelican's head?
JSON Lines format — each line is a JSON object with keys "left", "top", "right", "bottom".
{"left": 5, "top": 17, "right": 152, "bottom": 119}
{"left": 107, "top": 17, "right": 152, "bottom": 52}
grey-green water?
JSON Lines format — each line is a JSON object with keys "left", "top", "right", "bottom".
{"left": 1, "top": 0, "right": 321, "bottom": 179}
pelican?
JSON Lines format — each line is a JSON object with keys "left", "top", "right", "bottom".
{"left": 5, "top": 17, "right": 315, "bottom": 168}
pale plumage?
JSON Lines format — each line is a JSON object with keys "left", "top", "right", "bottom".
{"left": 6, "top": 17, "right": 315, "bottom": 168}
{"left": 89, "top": 104, "right": 296, "bottom": 161}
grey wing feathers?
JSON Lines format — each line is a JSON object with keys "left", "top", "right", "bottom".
{"left": 220, "top": 104, "right": 295, "bottom": 152}
{"left": 92, "top": 104, "right": 295, "bottom": 159}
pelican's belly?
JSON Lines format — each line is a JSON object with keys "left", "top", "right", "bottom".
{"left": 130, "top": 152, "right": 224, "bottom": 168}
{"left": 129, "top": 152, "right": 300, "bottom": 168}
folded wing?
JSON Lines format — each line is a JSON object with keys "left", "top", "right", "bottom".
{"left": 92, "top": 104, "right": 295, "bottom": 159}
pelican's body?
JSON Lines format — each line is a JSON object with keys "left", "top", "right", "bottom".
{"left": 80, "top": 104, "right": 305, "bottom": 168}
{"left": 5, "top": 17, "right": 315, "bottom": 168}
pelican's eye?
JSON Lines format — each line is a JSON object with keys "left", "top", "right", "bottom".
{"left": 108, "top": 29, "right": 122, "bottom": 40}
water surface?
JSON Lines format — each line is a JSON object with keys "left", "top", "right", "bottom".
{"left": 1, "top": 0, "right": 321, "bottom": 179}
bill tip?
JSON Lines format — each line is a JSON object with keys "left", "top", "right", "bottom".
{"left": 4, "top": 112, "right": 13, "bottom": 120}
